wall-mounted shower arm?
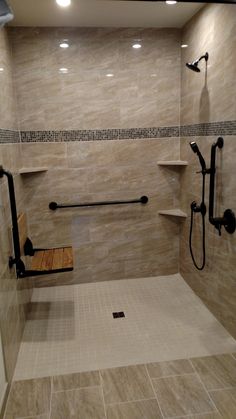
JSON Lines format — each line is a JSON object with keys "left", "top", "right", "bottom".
{"left": 209, "top": 137, "right": 236, "bottom": 235}
{"left": 49, "top": 196, "right": 149, "bottom": 210}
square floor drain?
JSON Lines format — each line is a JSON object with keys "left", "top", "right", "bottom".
{"left": 113, "top": 312, "right": 125, "bottom": 319}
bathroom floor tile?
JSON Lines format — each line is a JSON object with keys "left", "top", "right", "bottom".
{"left": 13, "top": 275, "right": 236, "bottom": 380}
{"left": 209, "top": 388, "right": 236, "bottom": 419}
{"left": 50, "top": 386, "right": 105, "bottom": 419}
{"left": 100, "top": 364, "right": 154, "bottom": 404}
{"left": 191, "top": 353, "right": 236, "bottom": 390}
{"left": 146, "top": 358, "right": 194, "bottom": 378}
{"left": 52, "top": 370, "right": 100, "bottom": 392}
{"left": 4, "top": 378, "right": 51, "bottom": 418}
{"left": 152, "top": 373, "right": 216, "bottom": 417}
{"left": 106, "top": 399, "right": 162, "bottom": 419}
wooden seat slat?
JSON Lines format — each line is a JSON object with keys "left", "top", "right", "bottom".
{"left": 41, "top": 249, "right": 54, "bottom": 271}
{"left": 31, "top": 250, "right": 44, "bottom": 270}
{"left": 63, "top": 247, "right": 73, "bottom": 269}
{"left": 52, "top": 248, "right": 64, "bottom": 270}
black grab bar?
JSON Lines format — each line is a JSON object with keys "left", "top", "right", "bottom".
{"left": 49, "top": 196, "right": 149, "bottom": 211}
{"left": 209, "top": 137, "right": 235, "bottom": 235}
{"left": 0, "top": 166, "right": 25, "bottom": 276}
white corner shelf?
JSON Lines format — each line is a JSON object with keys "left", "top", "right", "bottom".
{"left": 158, "top": 209, "right": 187, "bottom": 218}
{"left": 19, "top": 167, "right": 48, "bottom": 175}
{"left": 157, "top": 160, "right": 188, "bottom": 166}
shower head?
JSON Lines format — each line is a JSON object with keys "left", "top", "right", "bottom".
{"left": 190, "top": 141, "right": 206, "bottom": 171}
{"left": 0, "top": 0, "right": 14, "bottom": 27}
{"left": 186, "top": 52, "right": 209, "bottom": 73}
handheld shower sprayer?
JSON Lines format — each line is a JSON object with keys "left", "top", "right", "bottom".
{"left": 190, "top": 141, "right": 206, "bottom": 172}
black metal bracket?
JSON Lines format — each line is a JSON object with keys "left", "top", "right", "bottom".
{"left": 49, "top": 196, "right": 149, "bottom": 210}
{"left": 209, "top": 137, "right": 236, "bottom": 236}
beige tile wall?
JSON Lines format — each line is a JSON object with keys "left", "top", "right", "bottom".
{"left": 180, "top": 4, "right": 236, "bottom": 338}
{"left": 20, "top": 138, "right": 181, "bottom": 287}
{"left": 0, "top": 28, "right": 32, "bottom": 383}
{"left": 9, "top": 27, "right": 181, "bottom": 131}
{"left": 0, "top": 28, "right": 17, "bottom": 130}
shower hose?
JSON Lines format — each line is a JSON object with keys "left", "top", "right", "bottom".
{"left": 189, "top": 173, "right": 206, "bottom": 270}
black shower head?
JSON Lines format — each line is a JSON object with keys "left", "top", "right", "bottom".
{"left": 189, "top": 141, "right": 206, "bottom": 171}
{"left": 186, "top": 52, "right": 209, "bottom": 73}
{"left": 186, "top": 62, "right": 200, "bottom": 73}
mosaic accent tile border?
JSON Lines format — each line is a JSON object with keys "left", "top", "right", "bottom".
{"left": 20, "top": 126, "right": 180, "bottom": 142}
{"left": 2, "top": 121, "right": 235, "bottom": 144}
{"left": 0, "top": 129, "right": 20, "bottom": 144}
{"left": 180, "top": 120, "right": 236, "bottom": 137}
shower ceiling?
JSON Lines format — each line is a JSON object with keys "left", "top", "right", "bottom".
{"left": 8, "top": 0, "right": 204, "bottom": 28}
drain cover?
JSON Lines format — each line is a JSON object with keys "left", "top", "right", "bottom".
{"left": 113, "top": 312, "right": 125, "bottom": 319}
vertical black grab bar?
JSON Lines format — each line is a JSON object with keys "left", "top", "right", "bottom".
{"left": 0, "top": 166, "right": 24, "bottom": 276}
{"left": 208, "top": 138, "right": 235, "bottom": 235}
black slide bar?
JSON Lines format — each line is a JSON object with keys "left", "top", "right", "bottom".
{"left": 208, "top": 138, "right": 235, "bottom": 235}
{"left": 49, "top": 196, "right": 149, "bottom": 210}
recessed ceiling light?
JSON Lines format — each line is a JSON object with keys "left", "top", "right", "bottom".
{"left": 60, "top": 42, "right": 69, "bottom": 49}
{"left": 166, "top": 1, "right": 177, "bottom": 4}
{"left": 56, "top": 0, "right": 71, "bottom": 7}
{"left": 181, "top": 44, "right": 188, "bottom": 48}
{"left": 0, "top": 68, "right": 4, "bottom": 72}
{"left": 59, "top": 68, "right": 68, "bottom": 74}
{"left": 106, "top": 73, "right": 114, "bottom": 77}
{"left": 132, "top": 44, "right": 142, "bottom": 49}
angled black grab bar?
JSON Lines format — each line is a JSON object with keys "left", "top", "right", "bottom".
{"left": 209, "top": 137, "right": 235, "bottom": 235}
{"left": 0, "top": 166, "right": 25, "bottom": 277}
{"left": 49, "top": 196, "right": 149, "bottom": 210}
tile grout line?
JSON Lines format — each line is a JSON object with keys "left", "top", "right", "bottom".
{"left": 144, "top": 364, "right": 165, "bottom": 419}
{"left": 48, "top": 376, "right": 53, "bottom": 419}
{"left": 150, "top": 372, "right": 196, "bottom": 381}
{"left": 52, "top": 384, "right": 102, "bottom": 394}
{"left": 99, "top": 371, "right": 107, "bottom": 419}
{"left": 189, "top": 359, "right": 222, "bottom": 417}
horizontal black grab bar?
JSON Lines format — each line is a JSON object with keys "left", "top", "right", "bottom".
{"left": 49, "top": 196, "right": 148, "bottom": 210}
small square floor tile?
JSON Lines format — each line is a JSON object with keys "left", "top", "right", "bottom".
{"left": 51, "top": 387, "right": 105, "bottom": 419}
{"left": 100, "top": 365, "right": 154, "bottom": 404}
{"left": 191, "top": 354, "right": 236, "bottom": 390}
{"left": 152, "top": 373, "right": 216, "bottom": 417}
{"left": 106, "top": 399, "right": 162, "bottom": 419}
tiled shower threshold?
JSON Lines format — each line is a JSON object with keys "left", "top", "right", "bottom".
{"left": 14, "top": 274, "right": 236, "bottom": 381}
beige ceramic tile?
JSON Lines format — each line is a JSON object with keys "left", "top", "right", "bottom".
{"left": 191, "top": 354, "right": 236, "bottom": 390}
{"left": 146, "top": 359, "right": 194, "bottom": 379}
{"left": 53, "top": 371, "right": 100, "bottom": 392}
{"left": 209, "top": 388, "right": 236, "bottom": 419}
{"left": 106, "top": 399, "right": 162, "bottom": 419}
{"left": 50, "top": 386, "right": 105, "bottom": 419}
{"left": 4, "top": 378, "right": 51, "bottom": 418}
{"left": 100, "top": 365, "right": 154, "bottom": 405}
{"left": 152, "top": 374, "right": 216, "bottom": 417}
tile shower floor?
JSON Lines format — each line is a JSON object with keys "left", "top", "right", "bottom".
{"left": 14, "top": 274, "right": 236, "bottom": 381}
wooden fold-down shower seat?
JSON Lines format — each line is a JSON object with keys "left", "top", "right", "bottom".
{"left": 17, "top": 212, "right": 73, "bottom": 276}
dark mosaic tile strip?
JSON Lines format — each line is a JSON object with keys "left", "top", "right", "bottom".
{"left": 19, "top": 121, "right": 236, "bottom": 143}
{"left": 20, "top": 130, "right": 55, "bottom": 142}
{"left": 0, "top": 129, "right": 20, "bottom": 144}
{"left": 180, "top": 120, "right": 236, "bottom": 137}
{"left": 20, "top": 126, "right": 179, "bottom": 142}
